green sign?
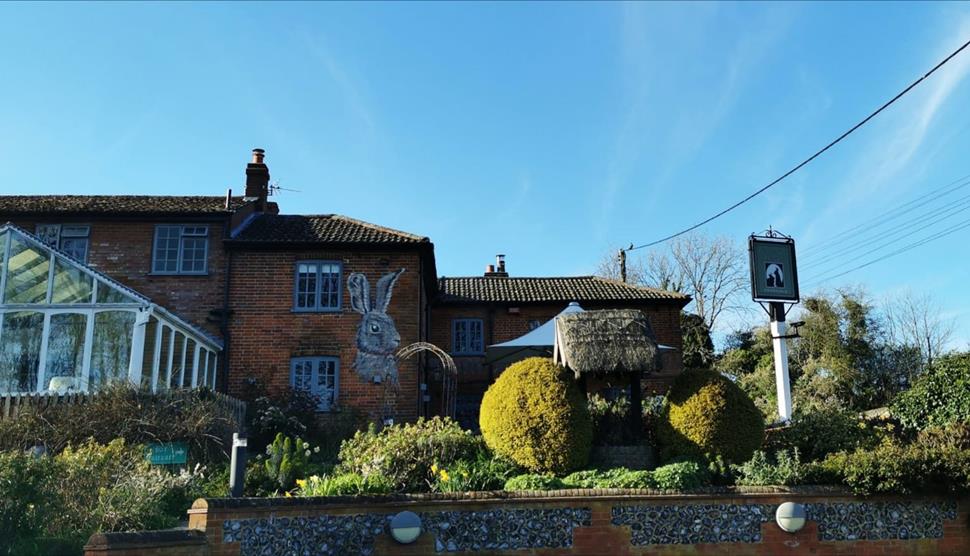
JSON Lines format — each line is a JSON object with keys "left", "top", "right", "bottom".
{"left": 749, "top": 235, "right": 799, "bottom": 303}
{"left": 147, "top": 442, "right": 188, "bottom": 465}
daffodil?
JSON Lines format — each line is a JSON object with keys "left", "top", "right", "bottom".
{"left": 296, "top": 479, "right": 307, "bottom": 489}
{"left": 440, "top": 469, "right": 450, "bottom": 482}
{"left": 431, "top": 463, "right": 439, "bottom": 474}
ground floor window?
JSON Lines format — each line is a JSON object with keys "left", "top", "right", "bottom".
{"left": 290, "top": 356, "right": 339, "bottom": 411}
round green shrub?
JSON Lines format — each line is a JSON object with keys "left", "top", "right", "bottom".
{"left": 657, "top": 370, "right": 764, "bottom": 463}
{"left": 479, "top": 357, "right": 592, "bottom": 474}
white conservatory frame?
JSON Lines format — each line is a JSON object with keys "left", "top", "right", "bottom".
{"left": 0, "top": 223, "right": 222, "bottom": 395}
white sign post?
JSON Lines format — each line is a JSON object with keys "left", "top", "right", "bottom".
{"left": 749, "top": 232, "right": 800, "bottom": 424}
{"left": 769, "top": 304, "right": 793, "bottom": 421}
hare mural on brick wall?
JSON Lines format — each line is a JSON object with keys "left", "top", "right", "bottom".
{"left": 347, "top": 269, "right": 405, "bottom": 382}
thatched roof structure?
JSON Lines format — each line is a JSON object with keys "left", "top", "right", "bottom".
{"left": 553, "top": 309, "right": 659, "bottom": 376}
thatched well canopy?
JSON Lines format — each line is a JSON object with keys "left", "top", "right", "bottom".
{"left": 553, "top": 309, "right": 659, "bottom": 376}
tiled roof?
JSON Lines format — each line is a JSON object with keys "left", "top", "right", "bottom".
{"left": 0, "top": 195, "right": 246, "bottom": 215}
{"left": 231, "top": 214, "right": 429, "bottom": 245}
{"left": 437, "top": 276, "right": 690, "bottom": 304}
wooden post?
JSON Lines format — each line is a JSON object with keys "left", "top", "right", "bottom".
{"left": 629, "top": 371, "right": 643, "bottom": 443}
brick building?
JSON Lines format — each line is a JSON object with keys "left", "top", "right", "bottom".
{"left": 430, "top": 262, "right": 689, "bottom": 427}
{"left": 0, "top": 149, "right": 689, "bottom": 424}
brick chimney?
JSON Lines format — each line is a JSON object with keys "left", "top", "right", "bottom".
{"left": 484, "top": 254, "right": 508, "bottom": 277}
{"left": 245, "top": 148, "right": 270, "bottom": 210}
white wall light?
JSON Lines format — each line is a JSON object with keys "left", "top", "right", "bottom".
{"left": 390, "top": 510, "right": 422, "bottom": 544}
{"left": 776, "top": 501, "right": 806, "bottom": 533}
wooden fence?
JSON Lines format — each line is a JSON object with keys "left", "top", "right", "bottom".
{"left": 0, "top": 388, "right": 247, "bottom": 430}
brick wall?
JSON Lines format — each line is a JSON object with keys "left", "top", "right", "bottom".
{"left": 176, "top": 490, "right": 970, "bottom": 556}
{"left": 226, "top": 248, "right": 427, "bottom": 423}
{"left": 84, "top": 529, "right": 208, "bottom": 556}
{"left": 8, "top": 217, "right": 229, "bottom": 337}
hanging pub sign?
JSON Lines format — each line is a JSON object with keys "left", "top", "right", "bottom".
{"left": 749, "top": 233, "right": 799, "bottom": 303}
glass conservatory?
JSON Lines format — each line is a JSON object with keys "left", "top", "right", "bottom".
{"left": 0, "top": 224, "right": 222, "bottom": 395}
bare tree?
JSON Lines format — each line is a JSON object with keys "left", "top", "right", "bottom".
{"left": 595, "top": 247, "right": 650, "bottom": 286}
{"left": 646, "top": 232, "right": 748, "bottom": 332}
{"left": 884, "top": 290, "right": 954, "bottom": 371}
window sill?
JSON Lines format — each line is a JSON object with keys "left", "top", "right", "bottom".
{"left": 292, "top": 308, "right": 343, "bottom": 314}
{"left": 148, "top": 272, "right": 210, "bottom": 277}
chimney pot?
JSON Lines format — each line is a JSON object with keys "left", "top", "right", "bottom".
{"left": 245, "top": 148, "right": 270, "bottom": 210}
{"left": 485, "top": 255, "right": 509, "bottom": 277}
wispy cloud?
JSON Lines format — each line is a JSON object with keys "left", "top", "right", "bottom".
{"left": 595, "top": 4, "right": 793, "bottom": 241}
{"left": 594, "top": 1, "right": 656, "bottom": 240}
{"left": 801, "top": 16, "right": 970, "bottom": 244}
{"left": 495, "top": 173, "right": 533, "bottom": 224}
{"left": 302, "top": 32, "right": 376, "bottom": 133}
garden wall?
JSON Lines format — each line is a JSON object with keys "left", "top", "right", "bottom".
{"left": 160, "top": 489, "right": 970, "bottom": 556}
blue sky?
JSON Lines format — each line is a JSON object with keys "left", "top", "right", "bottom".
{"left": 2, "top": 2, "right": 970, "bottom": 347}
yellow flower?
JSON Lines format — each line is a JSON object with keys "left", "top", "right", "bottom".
{"left": 285, "top": 491, "right": 292, "bottom": 498}
{"left": 431, "top": 463, "right": 439, "bottom": 474}
{"left": 461, "top": 470, "right": 469, "bottom": 478}
{"left": 440, "top": 469, "right": 450, "bottom": 482}
{"left": 296, "top": 479, "right": 307, "bottom": 489}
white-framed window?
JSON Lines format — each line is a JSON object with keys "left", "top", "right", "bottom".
{"left": 293, "top": 261, "right": 342, "bottom": 311}
{"left": 35, "top": 224, "right": 90, "bottom": 263}
{"left": 152, "top": 225, "right": 209, "bottom": 274}
{"left": 290, "top": 356, "right": 339, "bottom": 411}
{"left": 452, "top": 319, "right": 484, "bottom": 355}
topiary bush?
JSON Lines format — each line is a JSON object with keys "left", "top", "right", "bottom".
{"left": 657, "top": 370, "right": 764, "bottom": 463}
{"left": 480, "top": 357, "right": 592, "bottom": 474}
{"left": 337, "top": 417, "right": 483, "bottom": 492}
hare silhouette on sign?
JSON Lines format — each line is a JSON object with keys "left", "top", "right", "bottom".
{"left": 347, "top": 269, "right": 405, "bottom": 382}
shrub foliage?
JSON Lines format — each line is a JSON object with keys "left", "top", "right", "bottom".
{"left": 657, "top": 370, "right": 764, "bottom": 463}
{"left": 0, "top": 439, "right": 207, "bottom": 555}
{"left": 763, "top": 407, "right": 871, "bottom": 462}
{"left": 0, "top": 383, "right": 236, "bottom": 463}
{"left": 891, "top": 354, "right": 970, "bottom": 431}
{"left": 337, "top": 417, "right": 482, "bottom": 492}
{"left": 479, "top": 357, "right": 592, "bottom": 474}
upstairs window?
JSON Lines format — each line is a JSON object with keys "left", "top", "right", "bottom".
{"left": 35, "top": 224, "right": 90, "bottom": 263}
{"left": 293, "top": 261, "right": 342, "bottom": 311}
{"left": 291, "top": 356, "right": 339, "bottom": 411}
{"left": 452, "top": 319, "right": 484, "bottom": 355}
{"left": 152, "top": 225, "right": 208, "bottom": 274}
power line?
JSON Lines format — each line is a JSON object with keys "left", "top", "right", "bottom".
{"left": 803, "top": 215, "right": 970, "bottom": 287}
{"left": 799, "top": 172, "right": 970, "bottom": 256}
{"left": 800, "top": 189, "right": 970, "bottom": 269}
{"left": 626, "top": 36, "right": 970, "bottom": 252}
